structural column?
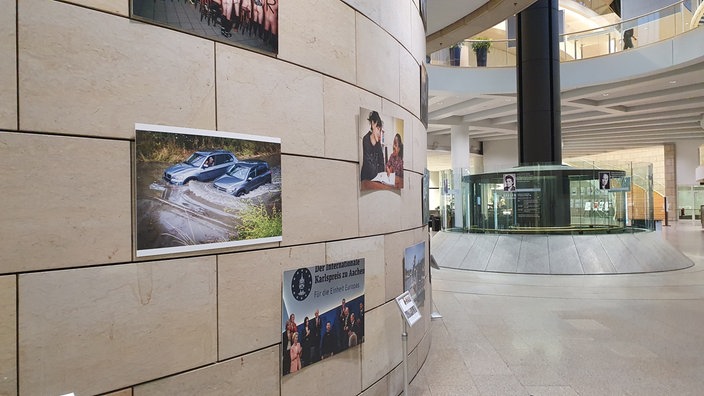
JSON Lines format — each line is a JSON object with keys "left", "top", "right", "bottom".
{"left": 516, "top": 0, "right": 570, "bottom": 226}
{"left": 516, "top": 0, "right": 562, "bottom": 166}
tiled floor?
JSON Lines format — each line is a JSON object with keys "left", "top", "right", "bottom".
{"left": 412, "top": 221, "right": 704, "bottom": 395}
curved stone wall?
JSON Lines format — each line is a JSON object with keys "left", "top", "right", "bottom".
{"left": 0, "top": 0, "right": 429, "bottom": 395}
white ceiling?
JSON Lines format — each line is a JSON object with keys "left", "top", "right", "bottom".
{"left": 424, "top": 1, "right": 704, "bottom": 170}
{"left": 426, "top": 0, "right": 536, "bottom": 53}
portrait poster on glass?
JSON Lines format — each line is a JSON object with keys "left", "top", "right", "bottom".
{"left": 281, "top": 259, "right": 365, "bottom": 376}
{"left": 403, "top": 241, "right": 426, "bottom": 308}
{"left": 359, "top": 107, "right": 405, "bottom": 191}
{"left": 131, "top": 0, "right": 279, "bottom": 56}
{"left": 503, "top": 173, "right": 516, "bottom": 191}
{"left": 134, "top": 123, "right": 282, "bottom": 257}
{"left": 599, "top": 171, "right": 611, "bottom": 190}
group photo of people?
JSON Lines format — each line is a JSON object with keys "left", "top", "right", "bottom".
{"left": 132, "top": 0, "right": 278, "bottom": 54}
{"left": 360, "top": 108, "right": 405, "bottom": 191}
{"left": 282, "top": 297, "right": 365, "bottom": 376}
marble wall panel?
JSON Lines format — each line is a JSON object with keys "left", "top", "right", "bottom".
{"left": 0, "top": 276, "right": 16, "bottom": 396}
{"left": 0, "top": 0, "right": 16, "bottom": 130}
{"left": 215, "top": 45, "right": 324, "bottom": 157}
{"left": 358, "top": 187, "right": 403, "bottom": 236}
{"left": 279, "top": 0, "right": 356, "bottom": 83}
{"left": 104, "top": 389, "right": 132, "bottom": 396}
{"left": 282, "top": 347, "right": 361, "bottom": 395}
{"left": 63, "top": 0, "right": 129, "bottom": 16}
{"left": 399, "top": 50, "right": 421, "bottom": 125}
{"left": 383, "top": 230, "right": 417, "bottom": 302}
{"left": 409, "top": 1, "right": 427, "bottom": 64}
{"left": 281, "top": 156, "right": 359, "bottom": 245}
{"left": 218, "top": 244, "right": 325, "bottom": 359}
{"left": 0, "top": 133, "right": 131, "bottom": 273}
{"left": 361, "top": 301, "right": 403, "bottom": 389}
{"left": 356, "top": 16, "right": 400, "bottom": 103}
{"left": 380, "top": 0, "right": 413, "bottom": 52}
{"left": 134, "top": 347, "right": 279, "bottom": 396}
{"left": 341, "top": 0, "right": 381, "bottom": 25}
{"left": 411, "top": 118, "right": 427, "bottom": 175}
{"left": 18, "top": 0, "right": 216, "bottom": 139}
{"left": 323, "top": 77, "right": 381, "bottom": 162}
{"left": 360, "top": 374, "right": 390, "bottom": 396}
{"left": 401, "top": 174, "right": 423, "bottom": 230}
{"left": 326, "top": 236, "right": 385, "bottom": 310}
{"left": 18, "top": 257, "right": 217, "bottom": 396}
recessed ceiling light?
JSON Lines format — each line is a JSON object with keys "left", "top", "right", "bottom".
{"left": 669, "top": 80, "right": 677, "bottom": 84}
{"left": 602, "top": 93, "right": 609, "bottom": 97}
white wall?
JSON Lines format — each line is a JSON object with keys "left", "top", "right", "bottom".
{"left": 483, "top": 138, "right": 519, "bottom": 172}
{"left": 675, "top": 139, "right": 704, "bottom": 185}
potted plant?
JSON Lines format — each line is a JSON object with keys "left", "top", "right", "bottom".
{"left": 449, "top": 42, "right": 463, "bottom": 66}
{"left": 471, "top": 37, "right": 491, "bottom": 67}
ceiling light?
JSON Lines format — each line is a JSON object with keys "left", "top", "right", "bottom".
{"left": 669, "top": 80, "right": 677, "bottom": 84}
{"left": 602, "top": 93, "right": 609, "bottom": 97}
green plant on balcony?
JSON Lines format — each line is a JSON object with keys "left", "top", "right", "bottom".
{"left": 471, "top": 37, "right": 491, "bottom": 67}
{"left": 448, "top": 41, "right": 464, "bottom": 66}
{"left": 470, "top": 37, "right": 492, "bottom": 52}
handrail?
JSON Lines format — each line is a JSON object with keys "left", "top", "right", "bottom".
{"left": 691, "top": 1, "right": 704, "bottom": 29}
{"left": 431, "top": 1, "right": 697, "bottom": 68}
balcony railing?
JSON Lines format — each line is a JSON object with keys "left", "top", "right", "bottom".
{"left": 430, "top": 1, "right": 701, "bottom": 68}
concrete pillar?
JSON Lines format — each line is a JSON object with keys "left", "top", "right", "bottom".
{"left": 516, "top": 0, "right": 562, "bottom": 166}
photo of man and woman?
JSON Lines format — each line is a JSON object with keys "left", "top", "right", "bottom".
{"left": 359, "top": 108, "right": 405, "bottom": 191}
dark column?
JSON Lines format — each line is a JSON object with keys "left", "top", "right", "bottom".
{"left": 516, "top": 0, "right": 569, "bottom": 226}
{"left": 516, "top": 0, "right": 562, "bottom": 166}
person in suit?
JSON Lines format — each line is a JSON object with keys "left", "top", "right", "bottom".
{"left": 321, "top": 321, "right": 335, "bottom": 359}
{"left": 311, "top": 309, "right": 323, "bottom": 363}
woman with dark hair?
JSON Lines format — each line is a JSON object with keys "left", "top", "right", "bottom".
{"left": 385, "top": 133, "right": 404, "bottom": 178}
{"left": 360, "top": 111, "right": 385, "bottom": 181}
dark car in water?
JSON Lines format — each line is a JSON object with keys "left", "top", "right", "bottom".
{"left": 213, "top": 160, "right": 272, "bottom": 196}
{"left": 164, "top": 150, "right": 237, "bottom": 185}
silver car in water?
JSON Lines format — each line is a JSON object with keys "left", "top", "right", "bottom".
{"left": 163, "top": 150, "right": 237, "bottom": 185}
{"left": 213, "top": 160, "right": 272, "bottom": 196}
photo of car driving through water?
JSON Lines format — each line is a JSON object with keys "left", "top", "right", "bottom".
{"left": 213, "top": 160, "right": 272, "bottom": 196}
{"left": 135, "top": 124, "right": 282, "bottom": 257}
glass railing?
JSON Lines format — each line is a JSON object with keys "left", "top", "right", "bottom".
{"left": 430, "top": 1, "right": 699, "bottom": 68}
{"left": 436, "top": 162, "right": 659, "bottom": 233}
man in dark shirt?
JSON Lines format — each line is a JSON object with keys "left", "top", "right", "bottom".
{"left": 361, "top": 111, "right": 385, "bottom": 181}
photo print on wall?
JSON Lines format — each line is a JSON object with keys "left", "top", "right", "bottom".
{"left": 404, "top": 241, "right": 426, "bottom": 308}
{"left": 281, "top": 259, "right": 365, "bottom": 376}
{"left": 359, "top": 107, "right": 405, "bottom": 191}
{"left": 134, "top": 123, "right": 281, "bottom": 257}
{"left": 131, "top": 0, "right": 279, "bottom": 55}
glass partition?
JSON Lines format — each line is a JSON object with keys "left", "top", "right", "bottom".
{"left": 677, "top": 185, "right": 704, "bottom": 221}
{"left": 438, "top": 162, "right": 655, "bottom": 234}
